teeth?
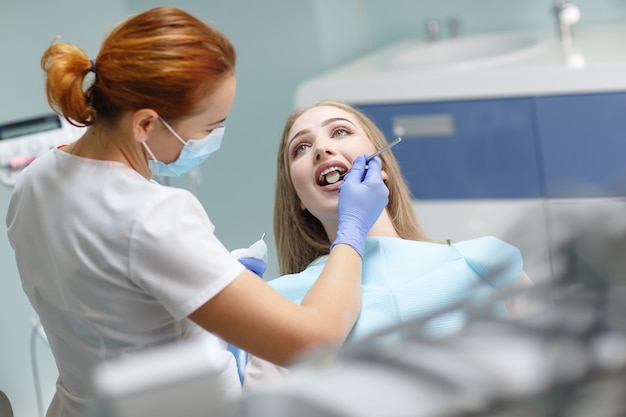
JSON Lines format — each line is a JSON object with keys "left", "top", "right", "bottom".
{"left": 325, "top": 171, "right": 341, "bottom": 184}
{"left": 318, "top": 166, "right": 346, "bottom": 185}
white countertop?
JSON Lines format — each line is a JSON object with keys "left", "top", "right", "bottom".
{"left": 296, "top": 25, "right": 626, "bottom": 107}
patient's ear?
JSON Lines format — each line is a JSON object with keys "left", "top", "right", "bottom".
{"left": 299, "top": 200, "right": 306, "bottom": 211}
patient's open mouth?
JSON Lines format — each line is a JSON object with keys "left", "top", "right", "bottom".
{"left": 318, "top": 167, "right": 347, "bottom": 186}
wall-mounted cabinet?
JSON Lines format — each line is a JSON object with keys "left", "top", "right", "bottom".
{"left": 357, "top": 92, "right": 626, "bottom": 200}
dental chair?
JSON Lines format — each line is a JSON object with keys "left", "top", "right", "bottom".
{"left": 0, "top": 390, "right": 14, "bottom": 417}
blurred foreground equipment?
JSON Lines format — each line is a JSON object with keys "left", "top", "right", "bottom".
{"left": 238, "top": 201, "right": 626, "bottom": 417}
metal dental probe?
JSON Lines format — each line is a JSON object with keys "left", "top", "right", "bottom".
{"left": 365, "top": 137, "right": 402, "bottom": 163}
{"left": 337, "top": 137, "right": 402, "bottom": 181}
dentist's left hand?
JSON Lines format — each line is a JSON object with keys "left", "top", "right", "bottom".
{"left": 237, "top": 257, "right": 266, "bottom": 277}
{"left": 231, "top": 237, "right": 268, "bottom": 278}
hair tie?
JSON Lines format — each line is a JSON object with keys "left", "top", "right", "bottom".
{"left": 90, "top": 58, "right": 97, "bottom": 74}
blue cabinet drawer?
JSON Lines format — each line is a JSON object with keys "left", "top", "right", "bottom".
{"left": 534, "top": 92, "right": 626, "bottom": 198}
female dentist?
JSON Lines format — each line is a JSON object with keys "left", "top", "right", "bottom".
{"left": 5, "top": 7, "right": 388, "bottom": 417}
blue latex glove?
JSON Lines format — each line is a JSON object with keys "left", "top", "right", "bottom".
{"left": 237, "top": 257, "right": 266, "bottom": 277}
{"left": 231, "top": 238, "right": 268, "bottom": 278}
{"left": 331, "top": 155, "right": 389, "bottom": 258}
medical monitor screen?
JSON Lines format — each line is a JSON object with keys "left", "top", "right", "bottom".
{"left": 0, "top": 114, "right": 61, "bottom": 140}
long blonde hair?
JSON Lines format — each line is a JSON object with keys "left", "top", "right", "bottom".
{"left": 274, "top": 100, "right": 429, "bottom": 275}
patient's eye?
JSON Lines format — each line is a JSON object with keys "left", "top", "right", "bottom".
{"left": 291, "top": 142, "right": 311, "bottom": 158}
{"left": 330, "top": 125, "right": 353, "bottom": 138}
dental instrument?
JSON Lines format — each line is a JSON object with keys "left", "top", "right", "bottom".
{"left": 331, "top": 137, "right": 402, "bottom": 183}
{"left": 366, "top": 137, "right": 402, "bottom": 163}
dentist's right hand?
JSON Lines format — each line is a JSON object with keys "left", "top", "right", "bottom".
{"left": 331, "top": 155, "right": 389, "bottom": 258}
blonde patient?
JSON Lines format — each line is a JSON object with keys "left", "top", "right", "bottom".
{"left": 243, "top": 99, "right": 532, "bottom": 389}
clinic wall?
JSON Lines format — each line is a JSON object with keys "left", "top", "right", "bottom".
{"left": 362, "top": 0, "right": 626, "bottom": 50}
{"left": 2, "top": 1, "right": 626, "bottom": 417}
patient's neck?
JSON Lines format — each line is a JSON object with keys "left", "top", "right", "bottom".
{"left": 368, "top": 209, "right": 399, "bottom": 238}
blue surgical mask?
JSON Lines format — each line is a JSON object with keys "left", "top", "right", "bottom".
{"left": 142, "top": 117, "right": 225, "bottom": 177}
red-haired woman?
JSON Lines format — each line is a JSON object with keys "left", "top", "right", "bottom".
{"left": 6, "top": 7, "right": 388, "bottom": 417}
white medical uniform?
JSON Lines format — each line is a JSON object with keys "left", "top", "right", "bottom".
{"left": 6, "top": 147, "right": 245, "bottom": 417}
{"left": 244, "top": 235, "right": 523, "bottom": 390}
